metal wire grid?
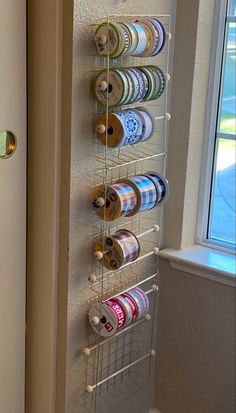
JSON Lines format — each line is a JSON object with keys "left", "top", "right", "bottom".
{"left": 92, "top": 15, "right": 170, "bottom": 174}
{"left": 93, "top": 78, "right": 168, "bottom": 172}
{"left": 87, "top": 324, "right": 151, "bottom": 388}
{"left": 84, "top": 13, "right": 171, "bottom": 413}
{"left": 84, "top": 286, "right": 158, "bottom": 413}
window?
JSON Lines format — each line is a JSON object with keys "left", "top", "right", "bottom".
{"left": 197, "top": 0, "right": 236, "bottom": 252}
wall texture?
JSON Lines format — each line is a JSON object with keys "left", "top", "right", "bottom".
{"left": 163, "top": 0, "right": 216, "bottom": 249}
{"left": 155, "top": 1, "right": 236, "bottom": 412}
{"left": 155, "top": 259, "right": 236, "bottom": 413}
{"left": 67, "top": 1, "right": 177, "bottom": 413}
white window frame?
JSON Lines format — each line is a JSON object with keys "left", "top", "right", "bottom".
{"left": 196, "top": 0, "right": 236, "bottom": 254}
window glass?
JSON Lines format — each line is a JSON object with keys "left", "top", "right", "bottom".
{"left": 219, "top": 23, "right": 236, "bottom": 135}
{"left": 208, "top": 0, "right": 236, "bottom": 249}
{"left": 229, "top": 0, "right": 236, "bottom": 16}
{"left": 209, "top": 139, "right": 235, "bottom": 245}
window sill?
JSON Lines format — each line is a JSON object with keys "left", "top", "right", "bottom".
{"left": 159, "top": 245, "right": 236, "bottom": 287}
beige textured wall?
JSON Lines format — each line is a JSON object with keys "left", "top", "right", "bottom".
{"left": 155, "top": 259, "right": 236, "bottom": 413}
{"left": 154, "top": 0, "right": 236, "bottom": 412}
{"left": 163, "top": 0, "right": 216, "bottom": 249}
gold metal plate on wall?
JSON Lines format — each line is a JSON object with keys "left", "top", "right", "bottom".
{"left": 0, "top": 130, "right": 17, "bottom": 159}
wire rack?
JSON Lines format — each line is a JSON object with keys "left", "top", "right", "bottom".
{"left": 81, "top": 13, "right": 171, "bottom": 413}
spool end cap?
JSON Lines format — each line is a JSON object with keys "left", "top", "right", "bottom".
{"left": 95, "top": 197, "right": 105, "bottom": 207}
{"left": 151, "top": 349, "right": 156, "bottom": 356}
{"left": 96, "top": 124, "right": 106, "bottom": 134}
{"left": 153, "top": 247, "right": 159, "bottom": 255}
{"left": 86, "top": 385, "right": 94, "bottom": 393}
{"left": 83, "top": 347, "right": 91, "bottom": 357}
{"left": 99, "top": 80, "right": 108, "bottom": 91}
{"left": 167, "top": 32, "right": 172, "bottom": 40}
{"left": 165, "top": 73, "right": 171, "bottom": 82}
{"left": 165, "top": 113, "right": 171, "bottom": 121}
{"left": 88, "top": 274, "right": 97, "bottom": 283}
{"left": 96, "top": 34, "right": 107, "bottom": 45}
{"left": 153, "top": 224, "right": 160, "bottom": 232}
{"left": 94, "top": 251, "right": 104, "bottom": 261}
{"left": 145, "top": 313, "right": 151, "bottom": 321}
{"left": 91, "top": 316, "right": 100, "bottom": 325}
{"left": 152, "top": 284, "right": 159, "bottom": 292}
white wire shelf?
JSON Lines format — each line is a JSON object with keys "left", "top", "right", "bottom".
{"left": 86, "top": 350, "right": 155, "bottom": 393}
{"left": 83, "top": 316, "right": 150, "bottom": 357}
{"left": 88, "top": 267, "right": 159, "bottom": 301}
{"left": 95, "top": 142, "right": 166, "bottom": 171}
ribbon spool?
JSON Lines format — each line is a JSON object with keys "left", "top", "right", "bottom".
{"left": 138, "top": 67, "right": 155, "bottom": 101}
{"left": 123, "top": 287, "right": 149, "bottom": 319}
{"left": 89, "top": 300, "right": 126, "bottom": 337}
{"left": 91, "top": 183, "right": 137, "bottom": 221}
{"left": 126, "top": 68, "right": 140, "bottom": 103}
{"left": 144, "top": 171, "right": 170, "bottom": 206}
{"left": 120, "top": 175, "right": 158, "bottom": 216}
{"left": 94, "top": 68, "right": 129, "bottom": 107}
{"left": 88, "top": 287, "right": 150, "bottom": 337}
{"left": 95, "top": 18, "right": 167, "bottom": 59}
{"left": 91, "top": 173, "right": 169, "bottom": 221}
{"left": 148, "top": 65, "right": 166, "bottom": 99}
{"left": 150, "top": 18, "right": 166, "bottom": 55}
{"left": 96, "top": 112, "right": 127, "bottom": 148}
{"left": 96, "top": 108, "right": 155, "bottom": 148}
{"left": 134, "top": 107, "right": 155, "bottom": 142}
{"left": 110, "top": 295, "right": 134, "bottom": 327}
{"left": 95, "top": 22, "right": 130, "bottom": 58}
{"left": 131, "top": 23, "right": 148, "bottom": 56}
{"left": 129, "top": 68, "right": 147, "bottom": 102}
{"left": 93, "top": 229, "right": 140, "bottom": 270}
{"left": 94, "top": 65, "right": 167, "bottom": 108}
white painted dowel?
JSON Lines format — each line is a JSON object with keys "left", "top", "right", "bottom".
{"left": 165, "top": 73, "right": 171, "bottom": 82}
{"left": 94, "top": 250, "right": 109, "bottom": 260}
{"left": 95, "top": 197, "right": 105, "bottom": 207}
{"left": 137, "top": 225, "right": 160, "bottom": 239}
{"left": 86, "top": 351, "right": 155, "bottom": 392}
{"left": 145, "top": 285, "right": 159, "bottom": 295}
{"left": 88, "top": 273, "right": 97, "bottom": 284}
{"left": 120, "top": 247, "right": 158, "bottom": 270}
{"left": 154, "top": 113, "right": 171, "bottom": 121}
{"left": 98, "top": 80, "right": 108, "bottom": 91}
{"left": 102, "top": 272, "right": 158, "bottom": 302}
{"left": 83, "top": 315, "right": 150, "bottom": 356}
{"left": 96, "top": 124, "right": 106, "bottom": 134}
{"left": 96, "top": 34, "right": 107, "bottom": 45}
{"left": 154, "top": 115, "right": 166, "bottom": 120}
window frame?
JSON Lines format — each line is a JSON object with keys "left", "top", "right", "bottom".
{"left": 196, "top": 0, "right": 235, "bottom": 254}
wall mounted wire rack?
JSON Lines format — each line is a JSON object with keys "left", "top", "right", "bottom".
{"left": 80, "top": 13, "right": 172, "bottom": 413}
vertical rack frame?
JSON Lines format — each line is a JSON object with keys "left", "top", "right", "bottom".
{"left": 84, "top": 13, "right": 171, "bottom": 413}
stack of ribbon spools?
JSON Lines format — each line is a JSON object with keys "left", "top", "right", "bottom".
{"left": 95, "top": 18, "right": 166, "bottom": 58}
{"left": 94, "top": 65, "right": 166, "bottom": 107}
{"left": 93, "top": 229, "right": 140, "bottom": 270}
{"left": 89, "top": 287, "right": 149, "bottom": 337}
{"left": 91, "top": 172, "right": 169, "bottom": 221}
{"left": 96, "top": 107, "right": 155, "bottom": 147}
{"left": 88, "top": 17, "right": 169, "bottom": 341}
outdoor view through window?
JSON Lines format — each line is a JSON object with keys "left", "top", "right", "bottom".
{"left": 208, "top": 0, "right": 236, "bottom": 250}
